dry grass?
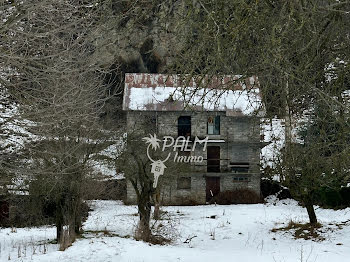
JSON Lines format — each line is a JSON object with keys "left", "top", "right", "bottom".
{"left": 271, "top": 220, "right": 325, "bottom": 241}
{"left": 83, "top": 229, "right": 129, "bottom": 238}
{"left": 149, "top": 218, "right": 179, "bottom": 245}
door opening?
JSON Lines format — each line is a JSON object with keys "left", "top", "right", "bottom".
{"left": 205, "top": 177, "right": 220, "bottom": 202}
{"left": 207, "top": 146, "right": 220, "bottom": 172}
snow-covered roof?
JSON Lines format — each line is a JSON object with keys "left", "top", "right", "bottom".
{"left": 123, "top": 74, "right": 263, "bottom": 116}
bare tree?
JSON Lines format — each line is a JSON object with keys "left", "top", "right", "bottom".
{"left": 170, "top": 0, "right": 350, "bottom": 224}
{"left": 278, "top": 93, "right": 350, "bottom": 224}
{"left": 116, "top": 113, "right": 185, "bottom": 242}
{"left": 117, "top": 132, "right": 154, "bottom": 241}
{"left": 0, "top": 0, "right": 120, "bottom": 247}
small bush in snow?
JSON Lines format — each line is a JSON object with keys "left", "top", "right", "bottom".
{"left": 214, "top": 189, "right": 262, "bottom": 205}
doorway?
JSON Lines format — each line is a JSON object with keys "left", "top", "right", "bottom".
{"left": 205, "top": 177, "right": 220, "bottom": 202}
{"left": 207, "top": 146, "right": 220, "bottom": 172}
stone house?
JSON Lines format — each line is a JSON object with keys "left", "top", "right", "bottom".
{"left": 122, "top": 73, "right": 265, "bottom": 205}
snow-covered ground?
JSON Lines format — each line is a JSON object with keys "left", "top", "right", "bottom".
{"left": 1, "top": 199, "right": 350, "bottom": 262}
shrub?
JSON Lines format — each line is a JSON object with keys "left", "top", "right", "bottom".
{"left": 261, "top": 179, "right": 292, "bottom": 200}
{"left": 214, "top": 189, "right": 262, "bottom": 205}
{"left": 317, "top": 187, "right": 342, "bottom": 207}
{"left": 315, "top": 186, "right": 350, "bottom": 209}
{"left": 84, "top": 179, "right": 126, "bottom": 200}
{"left": 277, "top": 188, "right": 292, "bottom": 200}
{"left": 174, "top": 195, "right": 201, "bottom": 206}
{"left": 261, "top": 179, "right": 281, "bottom": 198}
{"left": 340, "top": 187, "right": 350, "bottom": 206}
{"left": 1, "top": 196, "right": 90, "bottom": 228}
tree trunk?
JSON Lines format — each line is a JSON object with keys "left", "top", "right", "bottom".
{"left": 56, "top": 206, "right": 64, "bottom": 242}
{"left": 153, "top": 190, "right": 161, "bottom": 220}
{"left": 136, "top": 198, "right": 152, "bottom": 241}
{"left": 75, "top": 217, "right": 81, "bottom": 235}
{"left": 284, "top": 74, "right": 292, "bottom": 153}
{"left": 56, "top": 220, "right": 63, "bottom": 242}
{"left": 304, "top": 198, "right": 317, "bottom": 225}
{"left": 68, "top": 219, "right": 76, "bottom": 243}
{"left": 73, "top": 199, "right": 82, "bottom": 235}
{"left": 57, "top": 193, "right": 80, "bottom": 246}
{"left": 59, "top": 215, "right": 76, "bottom": 250}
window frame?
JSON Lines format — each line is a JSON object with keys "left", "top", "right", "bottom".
{"left": 207, "top": 116, "right": 220, "bottom": 135}
{"left": 178, "top": 116, "right": 191, "bottom": 137}
{"left": 233, "top": 176, "right": 251, "bottom": 182}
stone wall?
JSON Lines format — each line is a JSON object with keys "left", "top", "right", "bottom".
{"left": 125, "top": 111, "right": 261, "bottom": 205}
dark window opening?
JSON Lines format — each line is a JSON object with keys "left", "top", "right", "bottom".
{"left": 177, "top": 177, "right": 191, "bottom": 189}
{"left": 230, "top": 162, "right": 250, "bottom": 173}
{"left": 178, "top": 116, "right": 191, "bottom": 137}
{"left": 207, "top": 146, "right": 220, "bottom": 172}
{"left": 207, "top": 116, "right": 220, "bottom": 135}
{"left": 233, "top": 176, "right": 250, "bottom": 182}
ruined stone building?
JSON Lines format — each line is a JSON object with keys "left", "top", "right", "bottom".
{"left": 123, "top": 73, "right": 265, "bottom": 205}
